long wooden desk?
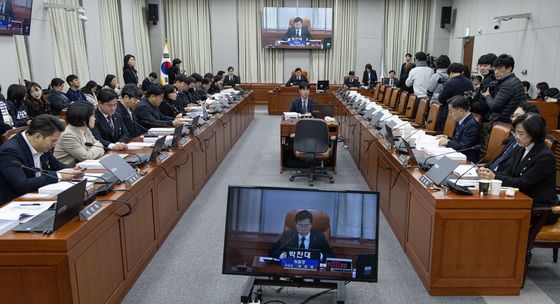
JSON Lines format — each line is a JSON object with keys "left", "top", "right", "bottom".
{"left": 333, "top": 94, "right": 532, "bottom": 296}
{"left": 0, "top": 93, "right": 255, "bottom": 304}
{"left": 279, "top": 117, "right": 339, "bottom": 173}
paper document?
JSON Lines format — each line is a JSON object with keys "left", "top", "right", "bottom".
{"left": 128, "top": 142, "right": 154, "bottom": 148}
{"left": 453, "top": 165, "right": 479, "bottom": 178}
{"left": 0, "top": 201, "right": 56, "bottom": 223}
{"left": 0, "top": 219, "right": 19, "bottom": 235}
{"left": 38, "top": 181, "right": 93, "bottom": 195}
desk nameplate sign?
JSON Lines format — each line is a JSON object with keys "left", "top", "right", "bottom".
{"left": 383, "top": 140, "right": 391, "bottom": 149}
{"left": 178, "top": 138, "right": 188, "bottom": 148}
{"left": 398, "top": 155, "right": 408, "bottom": 166}
{"left": 157, "top": 152, "right": 169, "bottom": 163}
{"left": 79, "top": 202, "right": 105, "bottom": 221}
{"left": 126, "top": 172, "right": 141, "bottom": 186}
{"left": 419, "top": 175, "right": 433, "bottom": 188}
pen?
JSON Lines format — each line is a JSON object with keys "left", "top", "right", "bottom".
{"left": 19, "top": 203, "right": 41, "bottom": 206}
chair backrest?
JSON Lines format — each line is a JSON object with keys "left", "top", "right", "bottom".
{"left": 372, "top": 85, "right": 380, "bottom": 101}
{"left": 424, "top": 102, "right": 440, "bottom": 131}
{"left": 294, "top": 119, "right": 329, "bottom": 153}
{"left": 529, "top": 100, "right": 560, "bottom": 134}
{"left": 443, "top": 108, "right": 457, "bottom": 137}
{"left": 414, "top": 98, "right": 428, "bottom": 124}
{"left": 405, "top": 95, "right": 417, "bottom": 118}
{"left": 550, "top": 130, "right": 560, "bottom": 190}
{"left": 283, "top": 209, "right": 331, "bottom": 245}
{"left": 291, "top": 69, "right": 309, "bottom": 80}
{"left": 486, "top": 122, "right": 512, "bottom": 162}
{"left": 288, "top": 17, "right": 311, "bottom": 29}
{"left": 382, "top": 87, "right": 393, "bottom": 106}
{"left": 388, "top": 89, "right": 399, "bottom": 109}
{"left": 1, "top": 126, "right": 28, "bottom": 143}
{"left": 396, "top": 91, "right": 409, "bottom": 114}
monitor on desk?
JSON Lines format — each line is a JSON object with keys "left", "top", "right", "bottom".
{"left": 310, "top": 104, "right": 334, "bottom": 119}
{"left": 222, "top": 186, "right": 379, "bottom": 282}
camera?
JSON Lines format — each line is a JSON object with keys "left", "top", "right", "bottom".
{"left": 481, "top": 80, "right": 498, "bottom": 91}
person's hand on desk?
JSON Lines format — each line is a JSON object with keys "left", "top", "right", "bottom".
{"left": 435, "top": 134, "right": 448, "bottom": 146}
{"left": 477, "top": 167, "right": 495, "bottom": 180}
{"left": 172, "top": 119, "right": 183, "bottom": 127}
{"left": 111, "top": 142, "right": 128, "bottom": 150}
{"left": 175, "top": 113, "right": 183, "bottom": 118}
{"left": 59, "top": 167, "right": 86, "bottom": 181}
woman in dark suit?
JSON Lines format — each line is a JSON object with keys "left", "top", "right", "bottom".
{"left": 123, "top": 54, "right": 139, "bottom": 85}
{"left": 159, "top": 85, "right": 183, "bottom": 118}
{"left": 478, "top": 113, "right": 558, "bottom": 225}
{"left": 362, "top": 63, "right": 377, "bottom": 87}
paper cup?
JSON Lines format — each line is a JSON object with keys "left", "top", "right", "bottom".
{"left": 479, "top": 180, "right": 490, "bottom": 196}
{"left": 490, "top": 179, "right": 502, "bottom": 196}
{"left": 505, "top": 187, "right": 516, "bottom": 197}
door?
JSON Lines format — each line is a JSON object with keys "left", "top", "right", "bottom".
{"left": 462, "top": 37, "right": 475, "bottom": 75}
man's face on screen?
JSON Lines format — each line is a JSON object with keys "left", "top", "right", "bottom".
{"left": 294, "top": 21, "right": 302, "bottom": 30}
{"left": 296, "top": 219, "right": 312, "bottom": 237}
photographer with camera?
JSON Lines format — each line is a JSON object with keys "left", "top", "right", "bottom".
{"left": 470, "top": 53, "right": 497, "bottom": 149}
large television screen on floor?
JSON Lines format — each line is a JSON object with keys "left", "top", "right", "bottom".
{"left": 261, "top": 7, "right": 333, "bottom": 50}
{"left": 0, "top": 0, "right": 33, "bottom": 36}
{"left": 222, "top": 186, "right": 379, "bottom": 282}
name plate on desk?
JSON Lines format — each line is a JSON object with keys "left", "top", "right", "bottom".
{"left": 79, "top": 201, "right": 105, "bottom": 221}
{"left": 126, "top": 172, "right": 141, "bottom": 186}
{"left": 178, "top": 138, "right": 188, "bottom": 148}
{"left": 398, "top": 155, "right": 408, "bottom": 166}
{"left": 280, "top": 258, "right": 319, "bottom": 271}
{"left": 419, "top": 175, "right": 434, "bottom": 188}
{"left": 383, "top": 140, "right": 391, "bottom": 149}
{"left": 157, "top": 152, "right": 169, "bottom": 163}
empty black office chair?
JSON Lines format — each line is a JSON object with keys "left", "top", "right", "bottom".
{"left": 289, "top": 119, "right": 335, "bottom": 186}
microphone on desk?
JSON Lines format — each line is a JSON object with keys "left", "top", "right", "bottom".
{"left": 446, "top": 142, "right": 508, "bottom": 195}
{"left": 396, "top": 120, "right": 432, "bottom": 150}
{"left": 421, "top": 145, "right": 482, "bottom": 169}
{"left": 132, "top": 120, "right": 161, "bottom": 138}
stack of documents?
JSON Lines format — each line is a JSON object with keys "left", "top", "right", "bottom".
{"left": 453, "top": 164, "right": 479, "bottom": 178}
{"left": 38, "top": 181, "right": 93, "bottom": 195}
{"left": 128, "top": 142, "right": 155, "bottom": 149}
{"left": 76, "top": 154, "right": 128, "bottom": 169}
{"left": 147, "top": 128, "right": 175, "bottom": 136}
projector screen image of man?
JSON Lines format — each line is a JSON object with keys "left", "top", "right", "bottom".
{"left": 282, "top": 17, "right": 313, "bottom": 41}
{"left": 269, "top": 210, "right": 335, "bottom": 262}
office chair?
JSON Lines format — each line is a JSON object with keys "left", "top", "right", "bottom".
{"left": 289, "top": 119, "right": 335, "bottom": 186}
{"left": 284, "top": 209, "right": 332, "bottom": 245}
{"left": 485, "top": 122, "right": 511, "bottom": 162}
{"left": 1, "top": 126, "right": 28, "bottom": 143}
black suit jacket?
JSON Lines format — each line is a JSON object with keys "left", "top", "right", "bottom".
{"left": 282, "top": 27, "right": 312, "bottom": 41}
{"left": 47, "top": 91, "right": 71, "bottom": 113}
{"left": 289, "top": 97, "right": 316, "bottom": 114}
{"left": 133, "top": 98, "right": 173, "bottom": 130}
{"left": 0, "top": 133, "right": 69, "bottom": 205}
{"left": 445, "top": 114, "right": 480, "bottom": 163}
{"left": 485, "top": 136, "right": 517, "bottom": 173}
{"left": 223, "top": 74, "right": 240, "bottom": 87}
{"left": 344, "top": 78, "right": 360, "bottom": 88}
{"left": 362, "top": 70, "right": 378, "bottom": 87}
{"left": 91, "top": 108, "right": 131, "bottom": 148}
{"left": 268, "top": 230, "right": 335, "bottom": 261}
{"left": 496, "top": 142, "right": 558, "bottom": 207}
{"left": 116, "top": 102, "right": 142, "bottom": 138}
{"left": 159, "top": 98, "right": 182, "bottom": 118}
{"left": 286, "top": 76, "right": 308, "bottom": 87}
{"left": 123, "top": 68, "right": 139, "bottom": 85}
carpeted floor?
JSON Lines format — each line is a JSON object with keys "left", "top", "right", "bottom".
{"left": 123, "top": 105, "right": 560, "bottom": 304}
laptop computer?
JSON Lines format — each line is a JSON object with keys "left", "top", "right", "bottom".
{"left": 187, "top": 115, "right": 200, "bottom": 136}
{"left": 170, "top": 125, "right": 184, "bottom": 148}
{"left": 127, "top": 135, "right": 167, "bottom": 165}
{"left": 370, "top": 111, "right": 385, "bottom": 126}
{"left": 99, "top": 154, "right": 140, "bottom": 184}
{"left": 424, "top": 156, "right": 459, "bottom": 186}
{"left": 13, "top": 179, "right": 87, "bottom": 233}
{"left": 362, "top": 107, "right": 376, "bottom": 119}
{"left": 401, "top": 140, "right": 436, "bottom": 169}
{"left": 310, "top": 104, "right": 334, "bottom": 119}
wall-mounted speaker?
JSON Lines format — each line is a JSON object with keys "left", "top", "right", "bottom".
{"left": 148, "top": 4, "right": 159, "bottom": 25}
{"left": 440, "top": 6, "right": 451, "bottom": 29}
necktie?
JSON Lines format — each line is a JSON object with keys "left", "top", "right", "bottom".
{"left": 299, "top": 237, "right": 306, "bottom": 249}
{"left": 108, "top": 116, "right": 115, "bottom": 131}
{"left": 230, "top": 75, "right": 232, "bottom": 81}
{"left": 302, "top": 100, "right": 307, "bottom": 114}
{"left": 297, "top": 29, "right": 300, "bottom": 37}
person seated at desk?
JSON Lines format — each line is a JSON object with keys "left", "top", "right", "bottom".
{"left": 435, "top": 96, "right": 480, "bottom": 163}
{"left": 0, "top": 115, "right": 83, "bottom": 205}
{"left": 159, "top": 84, "right": 184, "bottom": 118}
{"left": 117, "top": 84, "right": 143, "bottom": 138}
{"left": 91, "top": 89, "right": 130, "bottom": 150}
{"left": 344, "top": 71, "right": 360, "bottom": 88}
{"left": 382, "top": 70, "right": 397, "bottom": 86}
{"left": 286, "top": 67, "right": 308, "bottom": 87}
{"left": 223, "top": 66, "right": 240, "bottom": 87}
{"left": 289, "top": 82, "right": 316, "bottom": 114}
{"left": 268, "top": 210, "right": 335, "bottom": 262}
{"left": 282, "top": 17, "right": 312, "bottom": 41}
{"left": 485, "top": 102, "right": 540, "bottom": 173}
{"left": 54, "top": 102, "right": 105, "bottom": 166}
{"left": 133, "top": 85, "right": 183, "bottom": 130}
{"left": 478, "top": 114, "right": 559, "bottom": 225}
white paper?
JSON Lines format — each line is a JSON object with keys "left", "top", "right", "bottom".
{"left": 128, "top": 142, "right": 154, "bottom": 148}
{"left": 0, "top": 201, "right": 56, "bottom": 222}
{"left": 453, "top": 164, "right": 479, "bottom": 178}
{"left": 0, "top": 219, "right": 19, "bottom": 235}
{"left": 147, "top": 128, "right": 175, "bottom": 136}
{"left": 38, "top": 181, "right": 93, "bottom": 195}
{"left": 84, "top": 172, "right": 104, "bottom": 182}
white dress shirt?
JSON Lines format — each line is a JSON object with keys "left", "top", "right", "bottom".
{"left": 21, "top": 131, "right": 42, "bottom": 177}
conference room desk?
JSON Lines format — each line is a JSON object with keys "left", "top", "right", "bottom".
{"left": 333, "top": 94, "right": 532, "bottom": 296}
{"left": 0, "top": 93, "right": 255, "bottom": 304}
{"left": 280, "top": 117, "right": 339, "bottom": 173}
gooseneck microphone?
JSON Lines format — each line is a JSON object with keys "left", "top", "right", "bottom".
{"left": 269, "top": 232, "right": 298, "bottom": 260}
{"left": 132, "top": 120, "right": 160, "bottom": 137}
{"left": 421, "top": 145, "right": 482, "bottom": 169}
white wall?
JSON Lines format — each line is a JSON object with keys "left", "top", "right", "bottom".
{"left": 210, "top": 0, "right": 238, "bottom": 74}
{"left": 448, "top": 0, "right": 560, "bottom": 88}
{"left": 355, "top": 0, "right": 384, "bottom": 77}
{"left": 82, "top": 0, "right": 104, "bottom": 84}
{"left": 426, "top": 0, "right": 452, "bottom": 57}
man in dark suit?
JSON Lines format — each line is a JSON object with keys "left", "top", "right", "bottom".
{"left": 382, "top": 70, "right": 397, "bottom": 86}
{"left": 133, "top": 85, "right": 183, "bottom": 130}
{"left": 344, "top": 71, "right": 360, "bottom": 88}
{"left": 282, "top": 17, "right": 312, "bottom": 41}
{"left": 269, "top": 210, "right": 335, "bottom": 262}
{"left": 289, "top": 82, "right": 316, "bottom": 114}
{"left": 286, "top": 67, "right": 308, "bottom": 87}
{"left": 436, "top": 96, "right": 480, "bottom": 163}
{"left": 0, "top": 0, "right": 12, "bottom": 15}
{"left": 91, "top": 89, "right": 130, "bottom": 150}
{"left": 485, "top": 102, "right": 540, "bottom": 173}
{"left": 117, "top": 84, "right": 143, "bottom": 138}
{"left": 0, "top": 115, "right": 83, "bottom": 205}
{"left": 65, "top": 74, "right": 87, "bottom": 102}
{"left": 223, "top": 66, "right": 240, "bottom": 87}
